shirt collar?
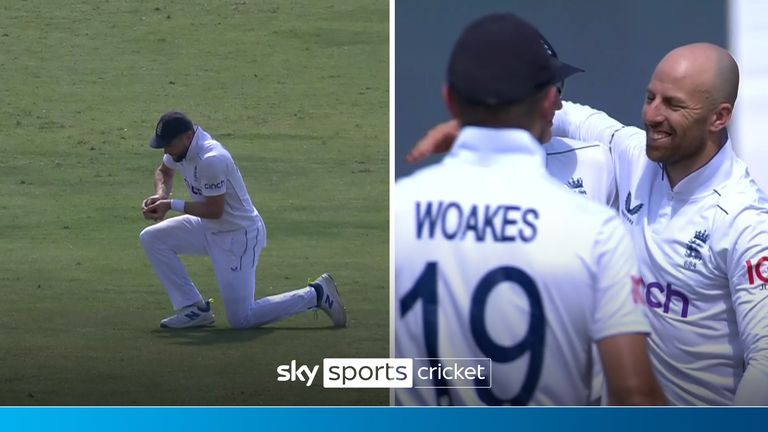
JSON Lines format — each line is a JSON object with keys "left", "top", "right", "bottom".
{"left": 666, "top": 133, "right": 735, "bottom": 199}
{"left": 185, "top": 126, "right": 209, "bottom": 162}
{"left": 445, "top": 126, "right": 547, "bottom": 170}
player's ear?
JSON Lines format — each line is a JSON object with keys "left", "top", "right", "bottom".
{"left": 545, "top": 86, "right": 558, "bottom": 114}
{"left": 538, "top": 86, "right": 558, "bottom": 120}
{"left": 709, "top": 102, "right": 732, "bottom": 133}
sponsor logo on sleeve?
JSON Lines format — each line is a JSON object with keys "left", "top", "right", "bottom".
{"left": 204, "top": 180, "right": 225, "bottom": 190}
{"left": 746, "top": 256, "right": 768, "bottom": 290}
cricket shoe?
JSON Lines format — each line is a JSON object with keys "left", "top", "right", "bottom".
{"left": 160, "top": 299, "right": 215, "bottom": 329}
{"left": 311, "top": 273, "right": 347, "bottom": 327}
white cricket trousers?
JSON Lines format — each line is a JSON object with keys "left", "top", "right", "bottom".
{"left": 139, "top": 215, "right": 316, "bottom": 328}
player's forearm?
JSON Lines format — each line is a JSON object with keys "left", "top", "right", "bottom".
{"left": 734, "top": 361, "right": 768, "bottom": 405}
{"left": 598, "top": 334, "right": 667, "bottom": 406}
{"left": 553, "top": 101, "right": 631, "bottom": 148}
{"left": 154, "top": 168, "right": 173, "bottom": 198}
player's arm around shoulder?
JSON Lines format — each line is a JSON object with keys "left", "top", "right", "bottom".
{"left": 590, "top": 212, "right": 666, "bottom": 405}
{"left": 553, "top": 101, "right": 645, "bottom": 158}
{"left": 405, "top": 119, "right": 460, "bottom": 164}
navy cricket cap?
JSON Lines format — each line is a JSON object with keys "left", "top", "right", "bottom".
{"left": 447, "top": 13, "right": 584, "bottom": 106}
{"left": 149, "top": 111, "right": 194, "bottom": 149}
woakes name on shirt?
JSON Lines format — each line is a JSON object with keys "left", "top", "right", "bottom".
{"left": 415, "top": 201, "right": 538, "bottom": 242}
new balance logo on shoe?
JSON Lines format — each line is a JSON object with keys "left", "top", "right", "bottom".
{"left": 160, "top": 298, "right": 215, "bottom": 329}
{"left": 313, "top": 273, "right": 347, "bottom": 327}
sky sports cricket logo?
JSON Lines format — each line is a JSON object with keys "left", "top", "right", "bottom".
{"left": 276, "top": 358, "right": 492, "bottom": 388}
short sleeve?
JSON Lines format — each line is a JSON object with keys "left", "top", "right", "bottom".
{"left": 726, "top": 207, "right": 768, "bottom": 372}
{"left": 197, "top": 154, "right": 228, "bottom": 196}
{"left": 590, "top": 214, "right": 651, "bottom": 341}
{"left": 163, "top": 154, "right": 179, "bottom": 170}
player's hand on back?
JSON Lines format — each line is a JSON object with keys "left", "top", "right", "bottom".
{"left": 405, "top": 119, "right": 460, "bottom": 163}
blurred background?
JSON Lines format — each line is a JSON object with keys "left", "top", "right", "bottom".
{"left": 395, "top": 0, "right": 768, "bottom": 191}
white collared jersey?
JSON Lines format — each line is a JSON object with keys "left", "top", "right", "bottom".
{"left": 544, "top": 137, "right": 617, "bottom": 405}
{"left": 544, "top": 137, "right": 618, "bottom": 208}
{"left": 395, "top": 127, "right": 649, "bottom": 406}
{"left": 554, "top": 101, "right": 768, "bottom": 405}
{"left": 162, "top": 127, "right": 262, "bottom": 233}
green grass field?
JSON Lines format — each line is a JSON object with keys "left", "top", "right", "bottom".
{"left": 0, "top": 0, "right": 388, "bottom": 405}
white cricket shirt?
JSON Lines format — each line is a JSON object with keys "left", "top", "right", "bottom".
{"left": 163, "top": 127, "right": 263, "bottom": 233}
{"left": 395, "top": 127, "right": 650, "bottom": 406}
{"left": 545, "top": 137, "right": 618, "bottom": 405}
{"left": 544, "top": 137, "right": 617, "bottom": 208}
{"left": 554, "top": 101, "right": 768, "bottom": 405}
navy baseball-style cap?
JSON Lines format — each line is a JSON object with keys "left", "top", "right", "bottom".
{"left": 149, "top": 111, "right": 194, "bottom": 149}
{"left": 447, "top": 13, "right": 584, "bottom": 106}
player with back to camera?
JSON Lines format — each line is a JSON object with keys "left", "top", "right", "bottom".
{"left": 407, "top": 37, "right": 617, "bottom": 209}
{"left": 140, "top": 112, "right": 346, "bottom": 329}
{"left": 395, "top": 13, "right": 665, "bottom": 406}
{"left": 406, "top": 30, "right": 617, "bottom": 406}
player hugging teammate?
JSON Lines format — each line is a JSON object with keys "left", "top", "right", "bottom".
{"left": 397, "top": 12, "right": 768, "bottom": 406}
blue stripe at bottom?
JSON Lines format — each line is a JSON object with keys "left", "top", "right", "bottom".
{"left": 0, "top": 407, "right": 766, "bottom": 432}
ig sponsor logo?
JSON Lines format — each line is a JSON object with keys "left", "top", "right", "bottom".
{"left": 746, "top": 257, "right": 768, "bottom": 291}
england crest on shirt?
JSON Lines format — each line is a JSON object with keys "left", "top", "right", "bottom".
{"left": 683, "top": 230, "right": 709, "bottom": 270}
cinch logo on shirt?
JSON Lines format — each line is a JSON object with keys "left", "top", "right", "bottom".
{"left": 746, "top": 257, "right": 768, "bottom": 285}
{"left": 645, "top": 281, "right": 690, "bottom": 318}
{"left": 204, "top": 180, "right": 225, "bottom": 190}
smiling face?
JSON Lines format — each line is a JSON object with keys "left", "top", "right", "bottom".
{"left": 643, "top": 57, "right": 711, "bottom": 166}
{"left": 641, "top": 44, "right": 736, "bottom": 184}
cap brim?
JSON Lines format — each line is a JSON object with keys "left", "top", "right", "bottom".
{"left": 149, "top": 136, "right": 168, "bottom": 149}
{"left": 551, "top": 59, "right": 585, "bottom": 83}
